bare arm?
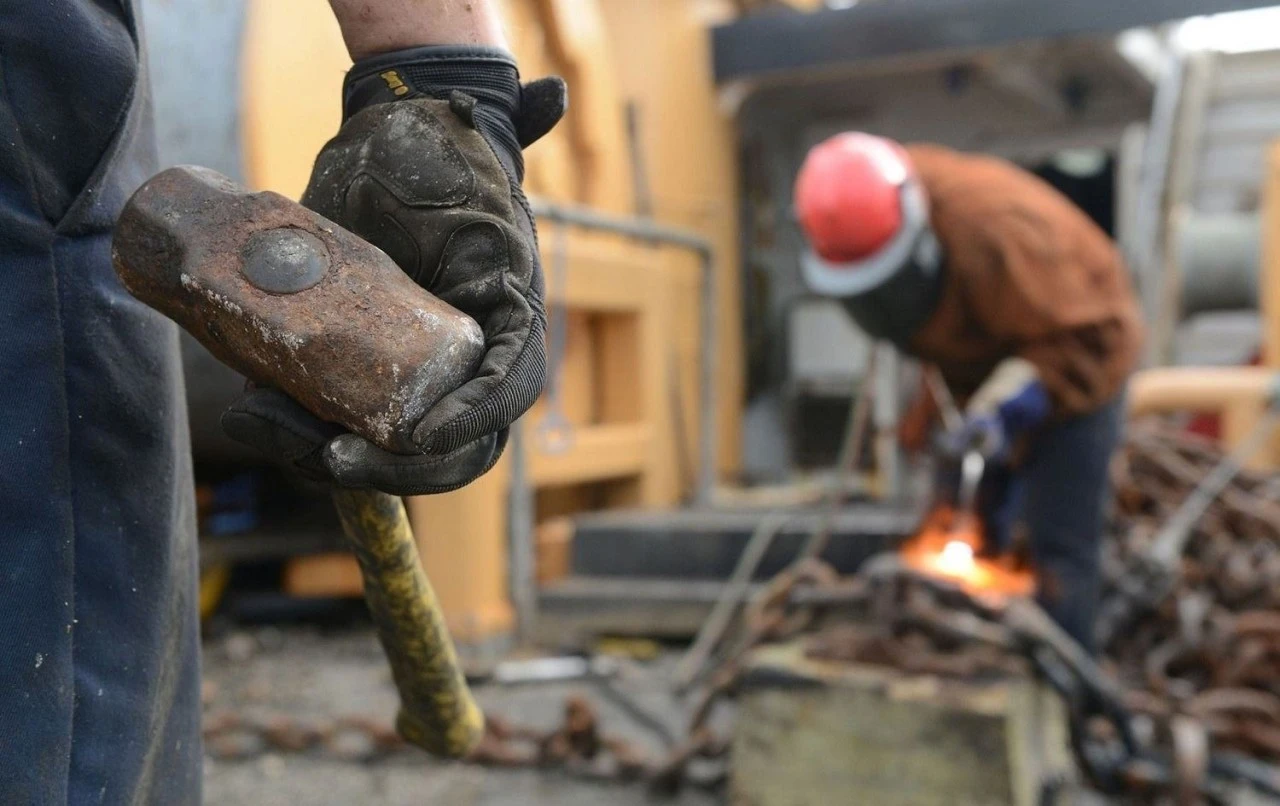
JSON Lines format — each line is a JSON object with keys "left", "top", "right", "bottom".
{"left": 327, "top": 0, "right": 508, "bottom": 60}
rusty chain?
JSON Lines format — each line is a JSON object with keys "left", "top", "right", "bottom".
{"left": 1102, "top": 422, "right": 1280, "bottom": 758}
{"left": 787, "top": 558, "right": 1280, "bottom": 804}
{"left": 202, "top": 694, "right": 730, "bottom": 793}
{"left": 201, "top": 558, "right": 1280, "bottom": 801}
{"left": 659, "top": 418, "right": 1280, "bottom": 802}
{"left": 204, "top": 422, "right": 1280, "bottom": 802}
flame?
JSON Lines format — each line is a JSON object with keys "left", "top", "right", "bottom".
{"left": 936, "top": 539, "right": 976, "bottom": 577}
{"left": 899, "top": 507, "right": 1035, "bottom": 600}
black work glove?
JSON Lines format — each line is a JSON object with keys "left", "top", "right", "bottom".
{"left": 222, "top": 47, "right": 566, "bottom": 495}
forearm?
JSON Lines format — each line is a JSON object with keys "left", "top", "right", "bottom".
{"left": 328, "top": 0, "right": 508, "bottom": 60}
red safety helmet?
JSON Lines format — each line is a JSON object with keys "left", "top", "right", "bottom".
{"left": 793, "top": 132, "right": 943, "bottom": 348}
{"left": 794, "top": 132, "right": 915, "bottom": 262}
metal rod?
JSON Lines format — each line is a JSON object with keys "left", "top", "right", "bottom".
{"left": 956, "top": 450, "right": 986, "bottom": 524}
{"left": 926, "top": 366, "right": 964, "bottom": 434}
{"left": 1149, "top": 402, "right": 1280, "bottom": 569}
{"left": 508, "top": 422, "right": 537, "bottom": 644}
{"left": 1002, "top": 597, "right": 1133, "bottom": 744}
{"left": 872, "top": 347, "right": 903, "bottom": 499}
{"left": 1132, "top": 48, "right": 1189, "bottom": 367}
{"left": 536, "top": 220, "right": 574, "bottom": 455}
{"left": 799, "top": 345, "right": 880, "bottom": 561}
{"left": 528, "top": 199, "right": 719, "bottom": 506}
{"left": 530, "top": 200, "right": 714, "bottom": 254}
{"left": 673, "top": 512, "right": 792, "bottom": 690}
{"left": 624, "top": 102, "right": 655, "bottom": 219}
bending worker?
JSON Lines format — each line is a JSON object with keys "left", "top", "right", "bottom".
{"left": 794, "top": 134, "right": 1143, "bottom": 650}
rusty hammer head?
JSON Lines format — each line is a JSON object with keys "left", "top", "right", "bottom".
{"left": 112, "top": 166, "right": 484, "bottom": 454}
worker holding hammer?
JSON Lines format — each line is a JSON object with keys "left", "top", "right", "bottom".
{"left": 794, "top": 134, "right": 1143, "bottom": 651}
{"left": 0, "top": 1, "right": 559, "bottom": 802}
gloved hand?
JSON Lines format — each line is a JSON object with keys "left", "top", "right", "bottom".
{"left": 995, "top": 376, "right": 1052, "bottom": 443}
{"left": 223, "top": 47, "right": 566, "bottom": 495}
{"left": 939, "top": 366, "right": 1051, "bottom": 463}
{"left": 948, "top": 413, "right": 1009, "bottom": 461}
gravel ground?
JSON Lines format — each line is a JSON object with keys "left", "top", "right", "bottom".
{"left": 201, "top": 625, "right": 719, "bottom": 806}
{"left": 199, "top": 626, "right": 1123, "bottom": 805}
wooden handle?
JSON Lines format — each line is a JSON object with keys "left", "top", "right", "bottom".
{"left": 330, "top": 488, "right": 484, "bottom": 757}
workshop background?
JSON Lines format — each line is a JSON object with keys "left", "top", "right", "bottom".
{"left": 141, "top": 0, "right": 1280, "bottom": 803}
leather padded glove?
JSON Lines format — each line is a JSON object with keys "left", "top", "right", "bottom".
{"left": 222, "top": 47, "right": 566, "bottom": 495}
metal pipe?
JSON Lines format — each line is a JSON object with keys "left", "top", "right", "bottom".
{"left": 528, "top": 199, "right": 719, "bottom": 506}
{"left": 926, "top": 366, "right": 964, "bottom": 434}
{"left": 1128, "top": 366, "right": 1279, "bottom": 418}
{"left": 1177, "top": 212, "right": 1261, "bottom": 317}
{"left": 1131, "top": 48, "right": 1187, "bottom": 366}
{"left": 673, "top": 512, "right": 792, "bottom": 690}
{"left": 531, "top": 199, "right": 714, "bottom": 254}
{"left": 507, "top": 422, "right": 537, "bottom": 644}
{"left": 872, "top": 346, "right": 903, "bottom": 500}
{"left": 799, "top": 345, "right": 879, "bottom": 561}
{"left": 1149, "top": 402, "right": 1280, "bottom": 570}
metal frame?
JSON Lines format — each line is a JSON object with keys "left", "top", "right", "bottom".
{"left": 506, "top": 201, "right": 719, "bottom": 642}
{"left": 712, "top": 0, "right": 1280, "bottom": 83}
{"left": 525, "top": 200, "right": 719, "bottom": 505}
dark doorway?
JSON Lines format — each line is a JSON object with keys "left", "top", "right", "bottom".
{"left": 1031, "top": 150, "right": 1117, "bottom": 236}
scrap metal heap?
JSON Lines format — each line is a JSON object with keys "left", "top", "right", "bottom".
{"left": 572, "top": 418, "right": 1280, "bottom": 801}
{"left": 1101, "top": 422, "right": 1280, "bottom": 769}
{"left": 651, "top": 418, "right": 1280, "bottom": 802}
{"left": 201, "top": 420, "right": 1280, "bottom": 802}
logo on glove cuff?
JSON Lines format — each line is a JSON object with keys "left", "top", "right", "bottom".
{"left": 380, "top": 70, "right": 411, "bottom": 97}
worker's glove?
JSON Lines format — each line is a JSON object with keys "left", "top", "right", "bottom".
{"left": 949, "top": 414, "right": 1010, "bottom": 461}
{"left": 939, "top": 359, "right": 1051, "bottom": 462}
{"left": 223, "top": 47, "right": 566, "bottom": 495}
{"left": 995, "top": 378, "right": 1052, "bottom": 436}
{"left": 971, "top": 381, "right": 1051, "bottom": 463}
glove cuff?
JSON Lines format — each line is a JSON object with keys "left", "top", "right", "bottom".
{"left": 345, "top": 45, "right": 524, "bottom": 178}
{"left": 966, "top": 357, "right": 1040, "bottom": 418}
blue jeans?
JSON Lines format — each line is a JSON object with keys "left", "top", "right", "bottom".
{"left": 0, "top": 3, "right": 201, "bottom": 803}
{"left": 1020, "top": 396, "right": 1124, "bottom": 654}
{"left": 938, "top": 396, "right": 1124, "bottom": 653}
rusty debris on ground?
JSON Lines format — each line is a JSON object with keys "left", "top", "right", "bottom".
{"left": 204, "top": 422, "right": 1280, "bottom": 803}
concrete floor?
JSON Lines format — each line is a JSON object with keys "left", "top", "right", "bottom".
{"left": 200, "top": 623, "right": 1138, "bottom": 806}
{"left": 201, "top": 626, "right": 719, "bottom": 806}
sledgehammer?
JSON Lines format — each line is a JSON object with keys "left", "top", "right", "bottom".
{"left": 112, "top": 166, "right": 484, "bottom": 758}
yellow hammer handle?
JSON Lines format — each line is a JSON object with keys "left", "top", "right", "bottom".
{"left": 330, "top": 488, "right": 484, "bottom": 757}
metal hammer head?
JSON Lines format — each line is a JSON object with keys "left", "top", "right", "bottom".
{"left": 113, "top": 166, "right": 484, "bottom": 453}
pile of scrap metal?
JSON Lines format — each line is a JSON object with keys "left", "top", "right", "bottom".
{"left": 201, "top": 420, "right": 1280, "bottom": 802}
{"left": 1100, "top": 420, "right": 1280, "bottom": 770}
{"left": 649, "top": 418, "right": 1280, "bottom": 803}
{"left": 464, "top": 421, "right": 1280, "bottom": 801}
